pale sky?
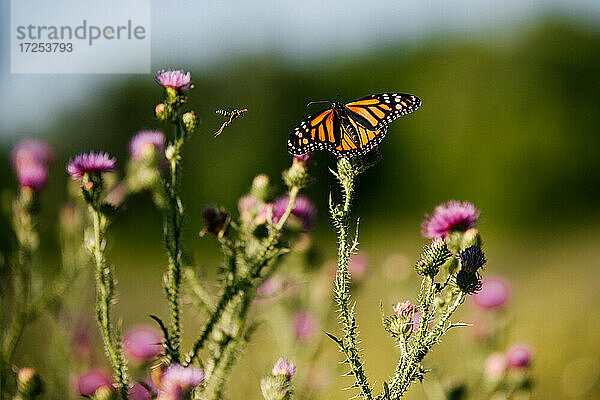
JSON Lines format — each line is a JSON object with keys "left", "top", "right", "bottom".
{"left": 1, "top": 0, "right": 599, "bottom": 139}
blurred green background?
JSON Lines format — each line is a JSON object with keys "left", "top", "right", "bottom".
{"left": 1, "top": 5, "right": 600, "bottom": 400}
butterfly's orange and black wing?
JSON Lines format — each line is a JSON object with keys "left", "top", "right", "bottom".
{"left": 344, "top": 93, "right": 421, "bottom": 131}
{"left": 287, "top": 108, "right": 342, "bottom": 156}
{"left": 334, "top": 118, "right": 388, "bottom": 157}
{"left": 287, "top": 93, "right": 421, "bottom": 158}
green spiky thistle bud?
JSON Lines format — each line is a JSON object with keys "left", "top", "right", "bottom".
{"left": 250, "top": 174, "right": 272, "bottom": 202}
{"left": 282, "top": 156, "right": 314, "bottom": 190}
{"left": 92, "top": 385, "right": 116, "bottom": 400}
{"left": 260, "top": 376, "right": 294, "bottom": 400}
{"left": 415, "top": 238, "right": 452, "bottom": 277}
{"left": 16, "top": 368, "right": 42, "bottom": 400}
{"left": 384, "top": 301, "right": 417, "bottom": 339}
{"left": 181, "top": 111, "right": 198, "bottom": 136}
{"left": 261, "top": 358, "right": 296, "bottom": 400}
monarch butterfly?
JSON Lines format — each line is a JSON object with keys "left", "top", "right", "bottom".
{"left": 213, "top": 108, "right": 248, "bottom": 137}
{"left": 287, "top": 93, "right": 421, "bottom": 158}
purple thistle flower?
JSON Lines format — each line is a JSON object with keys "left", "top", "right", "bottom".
{"left": 292, "top": 153, "right": 312, "bottom": 169}
{"left": 76, "top": 370, "right": 112, "bottom": 396}
{"left": 293, "top": 153, "right": 312, "bottom": 163}
{"left": 273, "top": 194, "right": 316, "bottom": 230}
{"left": 293, "top": 310, "right": 317, "bottom": 341}
{"left": 123, "top": 327, "right": 163, "bottom": 362}
{"left": 129, "top": 382, "right": 157, "bottom": 400}
{"left": 272, "top": 357, "right": 296, "bottom": 378}
{"left": 506, "top": 344, "right": 533, "bottom": 368}
{"left": 17, "top": 163, "right": 48, "bottom": 192}
{"left": 393, "top": 301, "right": 416, "bottom": 319}
{"left": 67, "top": 152, "right": 116, "bottom": 179}
{"left": 422, "top": 200, "right": 480, "bottom": 238}
{"left": 473, "top": 277, "right": 511, "bottom": 309}
{"left": 130, "top": 130, "right": 166, "bottom": 160}
{"left": 11, "top": 139, "right": 53, "bottom": 170}
{"left": 160, "top": 364, "right": 204, "bottom": 399}
{"left": 156, "top": 69, "right": 193, "bottom": 91}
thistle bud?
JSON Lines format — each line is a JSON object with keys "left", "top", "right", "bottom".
{"left": 182, "top": 111, "right": 198, "bottom": 136}
{"left": 250, "top": 174, "right": 272, "bottom": 202}
{"left": 392, "top": 301, "right": 417, "bottom": 337}
{"left": 393, "top": 301, "right": 416, "bottom": 319}
{"left": 165, "top": 144, "right": 177, "bottom": 163}
{"left": 271, "top": 358, "right": 296, "bottom": 378}
{"left": 415, "top": 238, "right": 452, "bottom": 277}
{"left": 283, "top": 157, "right": 313, "bottom": 190}
{"left": 455, "top": 244, "right": 486, "bottom": 294}
{"left": 16, "top": 367, "right": 42, "bottom": 399}
{"left": 261, "top": 358, "right": 296, "bottom": 400}
{"left": 458, "top": 246, "right": 486, "bottom": 272}
{"left": 155, "top": 103, "right": 172, "bottom": 122}
{"left": 92, "top": 385, "right": 116, "bottom": 400}
{"left": 506, "top": 344, "right": 533, "bottom": 369}
{"left": 261, "top": 376, "right": 294, "bottom": 400}
{"left": 455, "top": 268, "right": 482, "bottom": 294}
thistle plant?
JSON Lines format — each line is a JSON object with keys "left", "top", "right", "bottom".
{"left": 1, "top": 140, "right": 86, "bottom": 400}
{"left": 67, "top": 152, "right": 130, "bottom": 399}
{"left": 54, "top": 69, "right": 317, "bottom": 400}
{"left": 152, "top": 69, "right": 199, "bottom": 363}
{"left": 325, "top": 149, "right": 489, "bottom": 399}
{"left": 180, "top": 155, "right": 313, "bottom": 400}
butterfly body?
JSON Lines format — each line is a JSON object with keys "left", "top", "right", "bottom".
{"left": 287, "top": 93, "right": 421, "bottom": 158}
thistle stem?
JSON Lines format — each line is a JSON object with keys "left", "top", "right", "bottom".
{"left": 425, "top": 292, "right": 465, "bottom": 345}
{"left": 332, "top": 158, "right": 372, "bottom": 400}
{"left": 184, "top": 186, "right": 299, "bottom": 366}
{"left": 392, "top": 276, "right": 435, "bottom": 396}
{"left": 390, "top": 287, "right": 465, "bottom": 398}
{"left": 90, "top": 206, "right": 129, "bottom": 399}
{"left": 163, "top": 123, "right": 185, "bottom": 362}
{"left": 201, "top": 290, "right": 254, "bottom": 400}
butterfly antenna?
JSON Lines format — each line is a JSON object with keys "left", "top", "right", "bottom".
{"left": 306, "top": 100, "right": 330, "bottom": 108}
